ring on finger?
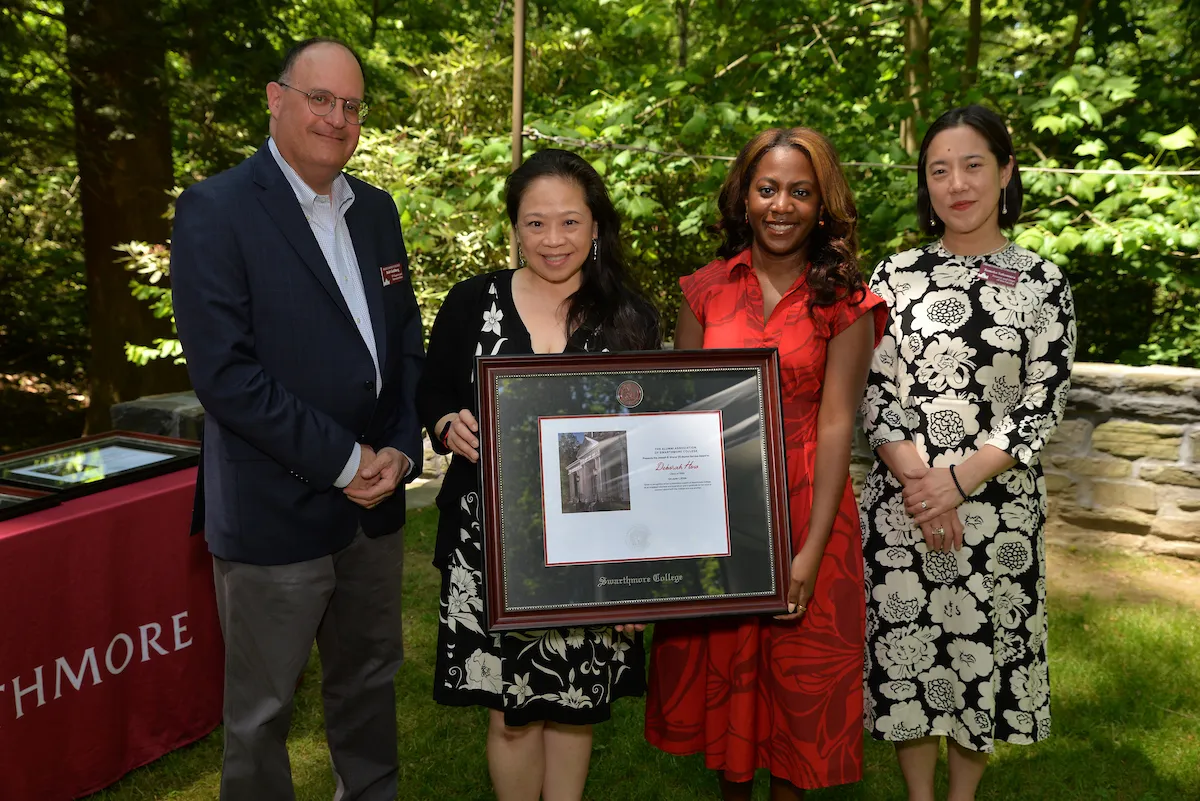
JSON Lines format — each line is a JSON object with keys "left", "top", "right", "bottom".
{"left": 935, "top": 527, "right": 945, "bottom": 537}
{"left": 920, "top": 500, "right": 929, "bottom": 511}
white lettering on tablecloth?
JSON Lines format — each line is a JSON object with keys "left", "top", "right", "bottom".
{"left": 2, "top": 610, "right": 192, "bottom": 724}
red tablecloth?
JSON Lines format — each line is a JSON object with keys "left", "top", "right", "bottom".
{"left": 0, "top": 468, "right": 223, "bottom": 800}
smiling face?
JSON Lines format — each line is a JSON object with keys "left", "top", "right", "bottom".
{"left": 925, "top": 124, "right": 1014, "bottom": 241}
{"left": 514, "top": 176, "right": 598, "bottom": 289}
{"left": 266, "top": 42, "right": 363, "bottom": 194}
{"left": 746, "top": 146, "right": 823, "bottom": 262}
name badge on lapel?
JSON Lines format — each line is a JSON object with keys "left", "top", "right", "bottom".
{"left": 380, "top": 262, "right": 407, "bottom": 286}
{"left": 979, "top": 262, "right": 1020, "bottom": 287}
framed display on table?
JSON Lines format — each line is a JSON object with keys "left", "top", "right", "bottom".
{"left": 0, "top": 486, "right": 59, "bottom": 522}
{"left": 0, "top": 431, "right": 200, "bottom": 499}
{"left": 477, "top": 348, "right": 791, "bottom": 631}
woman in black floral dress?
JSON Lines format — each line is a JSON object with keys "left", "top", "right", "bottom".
{"left": 859, "top": 106, "right": 1076, "bottom": 801}
{"left": 416, "top": 149, "right": 659, "bottom": 800}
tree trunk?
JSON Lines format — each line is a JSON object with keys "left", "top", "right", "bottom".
{"left": 64, "top": 0, "right": 188, "bottom": 433}
{"left": 963, "top": 0, "right": 982, "bottom": 91}
{"left": 1065, "top": 0, "right": 1095, "bottom": 67}
{"left": 676, "top": 0, "right": 689, "bottom": 69}
{"left": 899, "top": 0, "right": 932, "bottom": 155}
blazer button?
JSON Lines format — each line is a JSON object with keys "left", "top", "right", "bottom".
{"left": 364, "top": 379, "right": 374, "bottom": 390}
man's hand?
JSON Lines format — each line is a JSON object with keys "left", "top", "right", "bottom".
{"left": 344, "top": 446, "right": 409, "bottom": 509}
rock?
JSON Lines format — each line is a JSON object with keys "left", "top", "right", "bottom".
{"left": 1149, "top": 516, "right": 1200, "bottom": 542}
{"left": 1043, "top": 419, "right": 1093, "bottom": 456}
{"left": 1050, "top": 455, "right": 1132, "bottom": 478}
{"left": 1117, "top": 393, "right": 1200, "bottom": 422}
{"left": 1192, "top": 430, "right": 1200, "bottom": 460}
{"left": 1065, "top": 387, "right": 1111, "bottom": 416}
{"left": 1143, "top": 536, "right": 1200, "bottom": 561}
{"left": 1091, "top": 480, "right": 1159, "bottom": 513}
{"left": 1068, "top": 363, "right": 1125, "bottom": 394}
{"left": 110, "top": 391, "right": 205, "bottom": 441}
{"left": 1179, "top": 499, "right": 1200, "bottom": 513}
{"left": 1139, "top": 464, "right": 1200, "bottom": 489}
{"left": 1091, "top": 421, "right": 1183, "bottom": 461}
{"left": 1055, "top": 503, "right": 1154, "bottom": 536}
{"left": 1044, "top": 471, "right": 1075, "bottom": 494}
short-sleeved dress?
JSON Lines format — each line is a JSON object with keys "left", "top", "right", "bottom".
{"left": 859, "top": 242, "right": 1076, "bottom": 752}
{"left": 645, "top": 248, "right": 887, "bottom": 788}
{"left": 416, "top": 269, "right": 654, "bottom": 726}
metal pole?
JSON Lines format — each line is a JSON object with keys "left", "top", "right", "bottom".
{"left": 510, "top": 0, "right": 526, "bottom": 269}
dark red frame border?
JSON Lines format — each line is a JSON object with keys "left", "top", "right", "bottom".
{"left": 477, "top": 348, "right": 791, "bottom": 631}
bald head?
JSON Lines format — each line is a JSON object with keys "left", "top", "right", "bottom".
{"left": 267, "top": 39, "right": 365, "bottom": 195}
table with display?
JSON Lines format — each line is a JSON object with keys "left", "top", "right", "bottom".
{"left": 0, "top": 432, "right": 223, "bottom": 801}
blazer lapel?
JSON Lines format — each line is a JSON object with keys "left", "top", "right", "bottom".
{"left": 252, "top": 148, "right": 355, "bottom": 327}
{"left": 346, "top": 201, "right": 388, "bottom": 371}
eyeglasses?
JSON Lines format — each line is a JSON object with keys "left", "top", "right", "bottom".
{"left": 278, "top": 82, "right": 369, "bottom": 126}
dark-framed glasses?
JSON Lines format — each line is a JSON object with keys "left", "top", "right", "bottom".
{"left": 278, "top": 82, "right": 369, "bottom": 125}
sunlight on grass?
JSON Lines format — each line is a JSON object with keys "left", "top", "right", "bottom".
{"left": 89, "top": 507, "right": 1200, "bottom": 801}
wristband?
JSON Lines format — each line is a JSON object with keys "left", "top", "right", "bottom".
{"left": 438, "top": 419, "right": 453, "bottom": 448}
{"left": 949, "top": 464, "right": 969, "bottom": 500}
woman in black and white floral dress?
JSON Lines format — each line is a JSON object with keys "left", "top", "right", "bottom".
{"left": 416, "top": 149, "right": 658, "bottom": 800}
{"left": 859, "top": 106, "right": 1076, "bottom": 801}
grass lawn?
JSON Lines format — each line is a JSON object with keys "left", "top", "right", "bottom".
{"left": 89, "top": 506, "right": 1200, "bottom": 801}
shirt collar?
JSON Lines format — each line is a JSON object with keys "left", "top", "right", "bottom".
{"left": 267, "top": 137, "right": 354, "bottom": 216}
{"left": 724, "top": 247, "right": 754, "bottom": 276}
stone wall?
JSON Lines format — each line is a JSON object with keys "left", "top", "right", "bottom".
{"left": 850, "top": 362, "right": 1200, "bottom": 561}
{"left": 114, "top": 363, "right": 1200, "bottom": 561}
{"left": 1041, "top": 363, "right": 1200, "bottom": 561}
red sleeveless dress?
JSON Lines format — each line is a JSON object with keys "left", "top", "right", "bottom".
{"left": 645, "top": 249, "right": 886, "bottom": 788}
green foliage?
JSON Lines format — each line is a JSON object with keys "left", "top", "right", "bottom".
{"left": 3, "top": 0, "right": 1200, "bottom": 378}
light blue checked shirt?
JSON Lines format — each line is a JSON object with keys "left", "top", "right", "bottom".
{"left": 268, "top": 139, "right": 409, "bottom": 488}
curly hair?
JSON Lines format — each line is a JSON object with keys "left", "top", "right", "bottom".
{"left": 716, "top": 127, "right": 864, "bottom": 309}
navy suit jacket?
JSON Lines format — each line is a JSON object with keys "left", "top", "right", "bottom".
{"left": 171, "top": 145, "right": 425, "bottom": 565}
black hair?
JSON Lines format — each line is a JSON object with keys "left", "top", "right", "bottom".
{"left": 278, "top": 37, "right": 364, "bottom": 86}
{"left": 918, "top": 104, "right": 1023, "bottom": 236}
{"left": 504, "top": 149, "right": 660, "bottom": 351}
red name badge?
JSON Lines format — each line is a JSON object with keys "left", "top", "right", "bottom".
{"left": 380, "top": 262, "right": 406, "bottom": 286}
{"left": 979, "top": 262, "right": 1020, "bottom": 287}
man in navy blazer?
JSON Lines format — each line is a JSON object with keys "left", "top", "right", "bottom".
{"left": 171, "top": 37, "right": 423, "bottom": 801}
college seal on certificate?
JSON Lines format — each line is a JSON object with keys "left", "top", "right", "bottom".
{"left": 616, "top": 380, "right": 643, "bottom": 408}
{"left": 626, "top": 524, "right": 651, "bottom": 552}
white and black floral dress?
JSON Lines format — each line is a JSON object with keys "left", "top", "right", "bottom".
{"left": 859, "top": 242, "right": 1076, "bottom": 753}
{"left": 415, "top": 269, "right": 649, "bottom": 726}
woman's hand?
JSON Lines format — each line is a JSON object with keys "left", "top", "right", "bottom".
{"left": 439, "top": 409, "right": 481, "bottom": 463}
{"left": 902, "top": 467, "right": 966, "bottom": 525}
{"left": 774, "top": 544, "right": 822, "bottom": 622}
{"left": 919, "top": 509, "right": 963, "bottom": 553}
{"left": 613, "top": 623, "right": 646, "bottom": 634}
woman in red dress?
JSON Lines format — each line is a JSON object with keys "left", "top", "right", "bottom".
{"left": 644, "top": 128, "right": 886, "bottom": 799}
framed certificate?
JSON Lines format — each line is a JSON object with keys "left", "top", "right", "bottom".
{"left": 0, "top": 431, "right": 200, "bottom": 498}
{"left": 0, "top": 486, "right": 60, "bottom": 522}
{"left": 477, "top": 348, "right": 791, "bottom": 631}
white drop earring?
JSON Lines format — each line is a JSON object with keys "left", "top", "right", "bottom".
{"left": 592, "top": 238, "right": 599, "bottom": 261}
{"left": 1001, "top": 189, "right": 1008, "bottom": 216}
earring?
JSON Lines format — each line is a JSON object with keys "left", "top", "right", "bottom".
{"left": 592, "top": 238, "right": 599, "bottom": 261}
{"left": 1001, "top": 189, "right": 1008, "bottom": 216}
{"left": 930, "top": 213, "right": 937, "bottom": 227}
{"left": 518, "top": 247, "right": 526, "bottom": 268}
{"left": 744, "top": 211, "right": 749, "bottom": 224}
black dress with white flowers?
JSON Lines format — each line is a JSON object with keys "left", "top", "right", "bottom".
{"left": 416, "top": 270, "right": 653, "bottom": 726}
{"left": 859, "top": 242, "right": 1076, "bottom": 753}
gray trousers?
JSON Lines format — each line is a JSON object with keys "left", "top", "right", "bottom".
{"left": 213, "top": 528, "right": 404, "bottom": 801}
